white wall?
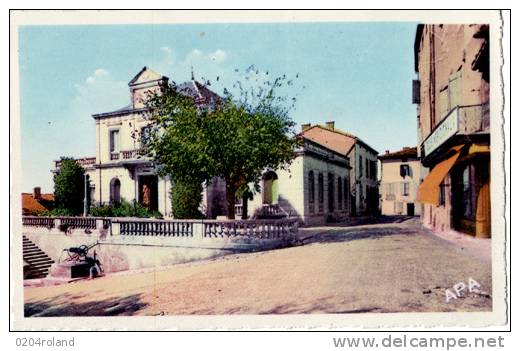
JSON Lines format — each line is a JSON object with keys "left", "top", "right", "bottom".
{"left": 96, "top": 112, "right": 150, "bottom": 164}
{"left": 348, "top": 143, "right": 379, "bottom": 215}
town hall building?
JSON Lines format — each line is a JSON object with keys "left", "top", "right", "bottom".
{"left": 54, "top": 67, "right": 360, "bottom": 225}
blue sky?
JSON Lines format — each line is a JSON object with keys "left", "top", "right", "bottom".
{"left": 18, "top": 22, "right": 418, "bottom": 193}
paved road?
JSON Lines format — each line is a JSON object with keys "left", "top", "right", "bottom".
{"left": 24, "top": 217, "right": 492, "bottom": 316}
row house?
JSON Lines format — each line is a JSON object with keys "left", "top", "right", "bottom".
{"left": 300, "top": 123, "right": 379, "bottom": 216}
{"left": 239, "top": 134, "right": 352, "bottom": 225}
{"left": 413, "top": 24, "right": 491, "bottom": 237}
{"left": 378, "top": 146, "right": 427, "bottom": 216}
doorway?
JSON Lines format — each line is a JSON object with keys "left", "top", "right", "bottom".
{"left": 406, "top": 203, "right": 415, "bottom": 216}
{"left": 262, "top": 171, "right": 278, "bottom": 204}
{"left": 138, "top": 175, "right": 158, "bottom": 211}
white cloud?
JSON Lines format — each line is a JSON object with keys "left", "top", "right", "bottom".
{"left": 208, "top": 49, "right": 227, "bottom": 63}
{"left": 73, "top": 69, "right": 128, "bottom": 115}
{"left": 94, "top": 68, "right": 109, "bottom": 77}
{"left": 85, "top": 68, "right": 110, "bottom": 84}
{"left": 160, "top": 46, "right": 172, "bottom": 55}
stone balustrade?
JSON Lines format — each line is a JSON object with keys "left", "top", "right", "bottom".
{"left": 22, "top": 216, "right": 55, "bottom": 228}
{"left": 203, "top": 219, "right": 298, "bottom": 239}
{"left": 22, "top": 216, "right": 108, "bottom": 231}
{"left": 234, "top": 204, "right": 243, "bottom": 217}
{"left": 22, "top": 216, "right": 299, "bottom": 242}
{"left": 121, "top": 149, "right": 142, "bottom": 160}
{"left": 54, "top": 157, "right": 96, "bottom": 169}
{"left": 113, "top": 218, "right": 194, "bottom": 237}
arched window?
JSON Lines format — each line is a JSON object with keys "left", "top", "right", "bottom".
{"left": 338, "top": 177, "right": 343, "bottom": 210}
{"left": 328, "top": 173, "right": 335, "bottom": 213}
{"left": 262, "top": 171, "right": 278, "bottom": 204}
{"left": 318, "top": 173, "right": 324, "bottom": 213}
{"left": 308, "top": 171, "right": 315, "bottom": 213}
{"left": 109, "top": 178, "right": 121, "bottom": 204}
{"left": 344, "top": 177, "right": 349, "bottom": 213}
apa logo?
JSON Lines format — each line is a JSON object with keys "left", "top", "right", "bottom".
{"left": 445, "top": 277, "right": 481, "bottom": 303}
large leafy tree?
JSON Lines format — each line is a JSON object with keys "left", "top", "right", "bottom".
{"left": 53, "top": 158, "right": 86, "bottom": 215}
{"left": 142, "top": 67, "right": 301, "bottom": 219}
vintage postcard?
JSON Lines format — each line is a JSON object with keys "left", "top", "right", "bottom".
{"left": 9, "top": 10, "right": 509, "bottom": 330}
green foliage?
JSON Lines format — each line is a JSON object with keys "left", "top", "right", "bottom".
{"left": 42, "top": 207, "right": 75, "bottom": 217}
{"left": 53, "top": 158, "right": 85, "bottom": 215}
{"left": 142, "top": 66, "right": 302, "bottom": 218}
{"left": 170, "top": 181, "right": 204, "bottom": 219}
{"left": 89, "top": 199, "right": 162, "bottom": 218}
{"left": 88, "top": 204, "right": 113, "bottom": 217}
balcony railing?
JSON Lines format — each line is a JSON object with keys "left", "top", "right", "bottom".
{"left": 108, "top": 149, "right": 144, "bottom": 161}
{"left": 54, "top": 157, "right": 96, "bottom": 169}
{"left": 121, "top": 149, "right": 141, "bottom": 160}
{"left": 234, "top": 204, "right": 243, "bottom": 217}
{"left": 422, "top": 103, "right": 490, "bottom": 158}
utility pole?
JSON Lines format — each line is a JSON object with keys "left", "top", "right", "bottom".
{"left": 83, "top": 174, "right": 89, "bottom": 217}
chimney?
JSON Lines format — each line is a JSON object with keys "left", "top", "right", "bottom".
{"left": 325, "top": 121, "right": 335, "bottom": 130}
{"left": 385, "top": 150, "right": 390, "bottom": 155}
{"left": 301, "top": 123, "right": 311, "bottom": 132}
{"left": 33, "top": 187, "right": 41, "bottom": 200}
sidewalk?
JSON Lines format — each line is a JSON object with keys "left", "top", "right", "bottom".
{"left": 425, "top": 227, "right": 492, "bottom": 264}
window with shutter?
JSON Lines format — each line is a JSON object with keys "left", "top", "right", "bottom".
{"left": 412, "top": 79, "right": 421, "bottom": 104}
{"left": 448, "top": 70, "right": 462, "bottom": 110}
{"left": 439, "top": 86, "right": 449, "bottom": 119}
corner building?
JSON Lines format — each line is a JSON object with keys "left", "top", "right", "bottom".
{"left": 413, "top": 24, "right": 490, "bottom": 237}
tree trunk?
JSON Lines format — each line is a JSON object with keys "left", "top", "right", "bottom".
{"left": 225, "top": 179, "right": 236, "bottom": 220}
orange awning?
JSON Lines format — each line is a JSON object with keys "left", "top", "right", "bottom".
{"left": 417, "top": 145, "right": 464, "bottom": 205}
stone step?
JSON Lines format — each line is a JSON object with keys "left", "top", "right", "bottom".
{"left": 26, "top": 266, "right": 50, "bottom": 274}
{"left": 30, "top": 265, "right": 51, "bottom": 272}
{"left": 26, "top": 257, "right": 54, "bottom": 265}
{"left": 22, "top": 236, "right": 53, "bottom": 279}
{"left": 23, "top": 247, "right": 42, "bottom": 253}
{"left": 24, "top": 252, "right": 47, "bottom": 259}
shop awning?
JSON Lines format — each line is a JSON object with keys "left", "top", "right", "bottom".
{"left": 417, "top": 145, "right": 464, "bottom": 205}
{"left": 468, "top": 143, "right": 490, "bottom": 155}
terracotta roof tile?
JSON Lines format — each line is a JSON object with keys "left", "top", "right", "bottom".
{"left": 301, "top": 125, "right": 356, "bottom": 155}
{"left": 301, "top": 125, "right": 378, "bottom": 155}
{"left": 378, "top": 146, "right": 418, "bottom": 160}
{"left": 21, "top": 193, "right": 54, "bottom": 215}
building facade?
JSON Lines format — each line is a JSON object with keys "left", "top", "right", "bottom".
{"left": 378, "top": 147, "right": 426, "bottom": 216}
{"left": 414, "top": 24, "right": 491, "bottom": 237}
{"left": 300, "top": 123, "right": 379, "bottom": 216}
{"left": 54, "top": 67, "right": 224, "bottom": 218}
{"left": 53, "top": 67, "right": 352, "bottom": 225}
{"left": 239, "top": 136, "right": 352, "bottom": 225}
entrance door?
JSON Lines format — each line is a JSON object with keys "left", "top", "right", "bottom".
{"left": 452, "top": 156, "right": 490, "bottom": 237}
{"left": 138, "top": 175, "right": 158, "bottom": 211}
{"left": 262, "top": 171, "right": 278, "bottom": 204}
{"left": 406, "top": 203, "right": 415, "bottom": 216}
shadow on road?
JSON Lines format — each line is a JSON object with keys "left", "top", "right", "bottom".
{"left": 345, "top": 215, "right": 417, "bottom": 227}
{"left": 301, "top": 226, "right": 419, "bottom": 245}
{"left": 25, "top": 293, "right": 148, "bottom": 317}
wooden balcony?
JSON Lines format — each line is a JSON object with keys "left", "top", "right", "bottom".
{"left": 421, "top": 103, "right": 490, "bottom": 161}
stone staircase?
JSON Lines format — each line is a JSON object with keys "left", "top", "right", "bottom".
{"left": 23, "top": 235, "right": 54, "bottom": 279}
{"left": 255, "top": 204, "right": 289, "bottom": 219}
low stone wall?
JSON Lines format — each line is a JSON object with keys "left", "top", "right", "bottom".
{"left": 22, "top": 216, "right": 298, "bottom": 274}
